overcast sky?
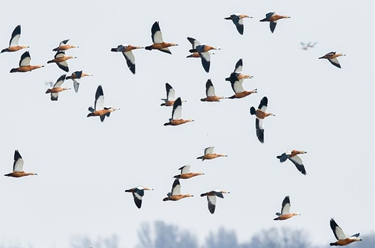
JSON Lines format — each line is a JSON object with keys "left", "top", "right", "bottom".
{"left": 0, "top": 0, "right": 373, "bottom": 247}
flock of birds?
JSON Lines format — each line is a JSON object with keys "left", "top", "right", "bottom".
{"left": 1, "top": 10, "right": 359, "bottom": 247}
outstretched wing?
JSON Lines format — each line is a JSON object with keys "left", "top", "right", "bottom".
{"left": 19, "top": 51, "right": 31, "bottom": 66}
{"left": 255, "top": 118, "right": 264, "bottom": 143}
{"left": 288, "top": 155, "right": 307, "bottom": 175}
{"left": 206, "top": 79, "right": 215, "bottom": 97}
{"left": 171, "top": 97, "right": 182, "bottom": 120}
{"left": 53, "top": 74, "right": 67, "bottom": 88}
{"left": 151, "top": 21, "right": 164, "bottom": 44}
{"left": 13, "top": 150, "right": 24, "bottom": 172}
{"left": 330, "top": 219, "right": 347, "bottom": 240}
{"left": 281, "top": 196, "right": 291, "bottom": 214}
{"left": 94, "top": 85, "right": 104, "bottom": 110}
{"left": 123, "top": 50, "right": 136, "bottom": 74}
{"left": 10, "top": 25, "right": 21, "bottom": 47}
{"left": 234, "top": 59, "right": 243, "bottom": 73}
{"left": 258, "top": 96, "right": 268, "bottom": 112}
{"left": 207, "top": 195, "right": 216, "bottom": 214}
{"left": 171, "top": 179, "right": 181, "bottom": 195}
{"left": 179, "top": 165, "right": 191, "bottom": 174}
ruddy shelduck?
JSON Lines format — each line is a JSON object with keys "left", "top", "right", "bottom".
{"left": 47, "top": 51, "right": 76, "bottom": 72}
{"left": 197, "top": 147, "right": 227, "bottom": 161}
{"left": 226, "top": 59, "right": 254, "bottom": 99}
{"left": 319, "top": 52, "right": 345, "bottom": 68}
{"left": 274, "top": 196, "right": 300, "bottom": 220}
{"left": 201, "top": 79, "right": 226, "bottom": 102}
{"left": 1, "top": 25, "right": 28, "bottom": 53}
{"left": 161, "top": 83, "right": 176, "bottom": 106}
{"left": 186, "top": 37, "right": 215, "bottom": 58}
{"left": 330, "top": 219, "right": 362, "bottom": 246}
{"left": 174, "top": 165, "right": 204, "bottom": 179}
{"left": 145, "top": 21, "right": 178, "bottom": 54}
{"left": 87, "top": 85, "right": 119, "bottom": 122}
{"left": 10, "top": 51, "right": 44, "bottom": 73}
{"left": 45, "top": 74, "right": 70, "bottom": 101}
{"left": 260, "top": 12, "right": 290, "bottom": 33}
{"left": 4, "top": 150, "right": 37, "bottom": 178}
{"left": 163, "top": 179, "right": 193, "bottom": 201}
{"left": 187, "top": 37, "right": 220, "bottom": 73}
{"left": 200, "top": 190, "right": 230, "bottom": 214}
{"left": 66, "top": 70, "right": 92, "bottom": 93}
{"left": 225, "top": 58, "right": 253, "bottom": 83}
{"left": 224, "top": 14, "right": 252, "bottom": 35}
{"left": 52, "top": 39, "right": 78, "bottom": 52}
{"left": 277, "top": 150, "right": 307, "bottom": 175}
{"left": 111, "top": 44, "right": 143, "bottom": 74}
{"left": 164, "top": 97, "right": 193, "bottom": 126}
{"left": 125, "top": 186, "right": 153, "bottom": 209}
{"left": 250, "top": 96, "right": 275, "bottom": 143}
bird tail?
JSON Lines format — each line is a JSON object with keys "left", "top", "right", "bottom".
{"left": 45, "top": 89, "right": 51, "bottom": 94}
{"left": 145, "top": 46, "right": 152, "bottom": 50}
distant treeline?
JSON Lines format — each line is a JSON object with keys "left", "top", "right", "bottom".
{"left": 68, "top": 220, "right": 374, "bottom": 248}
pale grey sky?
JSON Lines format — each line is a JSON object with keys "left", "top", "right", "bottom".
{"left": 0, "top": 0, "right": 373, "bottom": 247}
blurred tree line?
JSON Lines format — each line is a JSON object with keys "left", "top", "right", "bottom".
{"left": 67, "top": 220, "right": 374, "bottom": 248}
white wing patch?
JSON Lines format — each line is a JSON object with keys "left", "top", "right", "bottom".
{"left": 153, "top": 30, "right": 164, "bottom": 44}
{"left": 281, "top": 202, "right": 291, "bottom": 214}
{"left": 205, "top": 147, "right": 214, "bottom": 155}
{"left": 233, "top": 81, "right": 245, "bottom": 93}
{"left": 200, "top": 51, "right": 211, "bottom": 62}
{"left": 10, "top": 34, "right": 20, "bottom": 47}
{"left": 124, "top": 51, "right": 135, "bottom": 65}
{"left": 334, "top": 226, "right": 347, "bottom": 240}
{"left": 207, "top": 85, "right": 215, "bottom": 97}
{"left": 207, "top": 195, "right": 217, "bottom": 205}
{"left": 171, "top": 184, "right": 181, "bottom": 195}
{"left": 181, "top": 165, "right": 191, "bottom": 174}
{"left": 289, "top": 155, "right": 303, "bottom": 165}
{"left": 20, "top": 55, "right": 31, "bottom": 67}
{"left": 95, "top": 95, "right": 105, "bottom": 110}
{"left": 172, "top": 105, "right": 182, "bottom": 120}
{"left": 167, "top": 88, "right": 175, "bottom": 101}
{"left": 13, "top": 158, "right": 24, "bottom": 172}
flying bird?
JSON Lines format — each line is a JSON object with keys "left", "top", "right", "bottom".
{"left": 164, "top": 97, "right": 193, "bottom": 126}
{"left": 66, "top": 70, "right": 92, "bottom": 93}
{"left": 1, "top": 25, "right": 28, "bottom": 53}
{"left": 10, "top": 51, "right": 44, "bottom": 73}
{"left": 173, "top": 165, "right": 204, "bottom": 179}
{"left": 319, "top": 52, "right": 345, "bottom": 68}
{"left": 161, "top": 83, "right": 176, "bottom": 106}
{"left": 145, "top": 21, "right": 178, "bottom": 54}
{"left": 52, "top": 39, "right": 78, "bottom": 51}
{"left": 301, "top": 42, "right": 317, "bottom": 50}
{"left": 225, "top": 58, "right": 253, "bottom": 89}
{"left": 197, "top": 147, "right": 227, "bottom": 161}
{"left": 200, "top": 79, "right": 226, "bottom": 102}
{"left": 260, "top": 12, "right": 290, "bottom": 33}
{"left": 250, "top": 96, "right": 275, "bottom": 143}
{"left": 163, "top": 179, "right": 193, "bottom": 201}
{"left": 187, "top": 37, "right": 220, "bottom": 73}
{"left": 125, "top": 186, "right": 153, "bottom": 209}
{"left": 277, "top": 150, "right": 307, "bottom": 175}
{"left": 274, "top": 196, "right": 300, "bottom": 220}
{"left": 224, "top": 14, "right": 252, "bottom": 35}
{"left": 4, "top": 150, "right": 37, "bottom": 178}
{"left": 111, "top": 44, "right": 143, "bottom": 74}
{"left": 200, "top": 190, "right": 230, "bottom": 214}
{"left": 87, "top": 85, "right": 119, "bottom": 122}
{"left": 329, "top": 219, "right": 362, "bottom": 246}
{"left": 45, "top": 74, "right": 70, "bottom": 101}
{"left": 47, "top": 51, "right": 76, "bottom": 72}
